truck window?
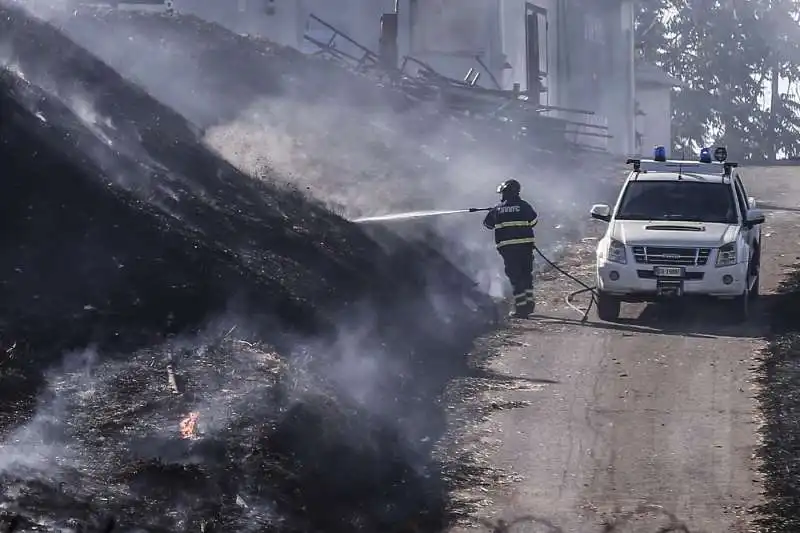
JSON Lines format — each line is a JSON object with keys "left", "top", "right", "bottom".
{"left": 734, "top": 174, "right": 749, "bottom": 198}
{"left": 733, "top": 178, "right": 749, "bottom": 220}
{"left": 615, "top": 180, "right": 738, "bottom": 224}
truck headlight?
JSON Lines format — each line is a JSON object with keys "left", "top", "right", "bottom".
{"left": 715, "top": 242, "right": 737, "bottom": 267}
{"left": 603, "top": 238, "right": 627, "bottom": 265}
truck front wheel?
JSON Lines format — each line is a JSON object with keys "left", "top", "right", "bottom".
{"left": 596, "top": 292, "right": 621, "bottom": 321}
{"left": 732, "top": 290, "right": 750, "bottom": 322}
{"left": 731, "top": 274, "right": 751, "bottom": 323}
{"left": 749, "top": 247, "right": 761, "bottom": 300}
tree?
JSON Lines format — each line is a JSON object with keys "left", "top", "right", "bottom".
{"left": 636, "top": 0, "right": 800, "bottom": 161}
{"left": 762, "top": 0, "right": 800, "bottom": 159}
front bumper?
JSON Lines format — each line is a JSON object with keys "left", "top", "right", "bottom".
{"left": 596, "top": 259, "right": 748, "bottom": 301}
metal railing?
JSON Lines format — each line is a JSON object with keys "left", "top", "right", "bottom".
{"left": 301, "top": 13, "right": 614, "bottom": 154}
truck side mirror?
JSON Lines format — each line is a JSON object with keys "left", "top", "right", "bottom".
{"left": 744, "top": 208, "right": 765, "bottom": 228}
{"left": 590, "top": 204, "right": 612, "bottom": 222}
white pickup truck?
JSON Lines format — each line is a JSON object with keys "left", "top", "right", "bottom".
{"left": 590, "top": 149, "right": 765, "bottom": 322}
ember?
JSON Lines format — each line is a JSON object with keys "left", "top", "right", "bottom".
{"left": 179, "top": 412, "right": 200, "bottom": 439}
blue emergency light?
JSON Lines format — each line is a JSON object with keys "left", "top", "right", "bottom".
{"left": 653, "top": 145, "right": 667, "bottom": 162}
{"left": 699, "top": 147, "right": 712, "bottom": 163}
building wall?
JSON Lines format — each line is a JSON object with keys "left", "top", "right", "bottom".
{"left": 497, "top": 0, "right": 560, "bottom": 104}
{"left": 176, "top": 0, "right": 487, "bottom": 85}
{"left": 612, "top": 0, "right": 636, "bottom": 155}
{"left": 170, "top": 0, "right": 636, "bottom": 154}
{"left": 636, "top": 85, "right": 672, "bottom": 158}
{"left": 168, "top": 0, "right": 561, "bottom": 111}
{"left": 554, "top": 0, "right": 635, "bottom": 154}
{"left": 400, "top": 0, "right": 503, "bottom": 88}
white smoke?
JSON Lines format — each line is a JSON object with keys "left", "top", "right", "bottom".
{"left": 0, "top": 348, "right": 97, "bottom": 477}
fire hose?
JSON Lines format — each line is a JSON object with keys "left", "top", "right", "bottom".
{"left": 471, "top": 208, "right": 600, "bottom": 321}
{"left": 353, "top": 207, "right": 600, "bottom": 322}
{"left": 533, "top": 245, "right": 598, "bottom": 322}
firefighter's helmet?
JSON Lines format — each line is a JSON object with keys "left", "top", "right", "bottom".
{"left": 497, "top": 178, "right": 521, "bottom": 196}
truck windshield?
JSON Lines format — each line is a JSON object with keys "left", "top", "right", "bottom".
{"left": 615, "top": 180, "right": 738, "bottom": 224}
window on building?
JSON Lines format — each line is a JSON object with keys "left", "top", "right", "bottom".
{"left": 525, "top": 3, "right": 548, "bottom": 105}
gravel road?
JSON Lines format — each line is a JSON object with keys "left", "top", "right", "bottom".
{"left": 448, "top": 165, "right": 800, "bottom": 533}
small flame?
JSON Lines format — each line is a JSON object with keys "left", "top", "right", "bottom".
{"left": 179, "top": 411, "right": 200, "bottom": 439}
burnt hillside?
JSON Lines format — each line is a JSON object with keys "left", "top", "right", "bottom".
{"left": 0, "top": 5, "right": 493, "bottom": 532}
{"left": 49, "top": 9, "right": 621, "bottom": 280}
{"left": 0, "top": 4, "right": 487, "bottom": 342}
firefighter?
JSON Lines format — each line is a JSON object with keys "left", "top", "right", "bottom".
{"left": 482, "top": 178, "right": 538, "bottom": 318}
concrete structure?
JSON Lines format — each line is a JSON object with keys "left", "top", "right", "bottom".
{"left": 634, "top": 61, "right": 682, "bottom": 158}
{"left": 161, "top": 0, "right": 638, "bottom": 155}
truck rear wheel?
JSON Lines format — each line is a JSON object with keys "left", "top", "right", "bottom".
{"left": 596, "top": 292, "right": 621, "bottom": 321}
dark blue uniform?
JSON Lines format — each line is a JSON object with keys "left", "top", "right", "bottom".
{"left": 483, "top": 198, "right": 538, "bottom": 314}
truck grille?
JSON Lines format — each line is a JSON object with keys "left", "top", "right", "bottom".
{"left": 632, "top": 246, "right": 711, "bottom": 266}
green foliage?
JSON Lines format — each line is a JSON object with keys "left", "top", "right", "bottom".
{"left": 636, "top": 0, "right": 800, "bottom": 161}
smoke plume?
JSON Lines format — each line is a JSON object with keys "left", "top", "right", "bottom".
{"left": 15, "top": 3, "right": 620, "bottom": 296}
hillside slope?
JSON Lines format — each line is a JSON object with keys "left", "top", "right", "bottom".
{"left": 0, "top": 5, "right": 493, "bottom": 532}
{"left": 45, "top": 8, "right": 622, "bottom": 291}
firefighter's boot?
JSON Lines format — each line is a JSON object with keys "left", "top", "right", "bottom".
{"left": 509, "top": 292, "right": 529, "bottom": 319}
{"left": 509, "top": 302, "right": 532, "bottom": 319}
{"left": 525, "top": 288, "right": 535, "bottom": 314}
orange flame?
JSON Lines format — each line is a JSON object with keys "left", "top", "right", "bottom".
{"left": 179, "top": 411, "right": 200, "bottom": 439}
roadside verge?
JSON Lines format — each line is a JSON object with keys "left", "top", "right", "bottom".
{"left": 755, "top": 268, "right": 800, "bottom": 532}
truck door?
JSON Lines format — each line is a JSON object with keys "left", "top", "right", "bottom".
{"left": 733, "top": 175, "right": 755, "bottom": 254}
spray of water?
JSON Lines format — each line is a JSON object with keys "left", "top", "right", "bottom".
{"left": 352, "top": 209, "right": 475, "bottom": 223}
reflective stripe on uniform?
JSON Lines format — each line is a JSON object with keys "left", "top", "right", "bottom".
{"left": 494, "top": 220, "right": 533, "bottom": 229}
{"left": 525, "top": 289, "right": 534, "bottom": 302}
{"left": 513, "top": 292, "right": 527, "bottom": 304}
{"left": 530, "top": 218, "right": 538, "bottom": 227}
{"left": 497, "top": 237, "right": 535, "bottom": 248}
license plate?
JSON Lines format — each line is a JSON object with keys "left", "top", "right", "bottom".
{"left": 655, "top": 266, "right": 683, "bottom": 277}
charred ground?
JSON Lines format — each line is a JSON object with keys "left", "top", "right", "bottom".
{"left": 0, "top": 5, "right": 497, "bottom": 532}
{"left": 755, "top": 266, "right": 800, "bottom": 532}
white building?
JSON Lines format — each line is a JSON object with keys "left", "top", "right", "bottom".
{"left": 162, "top": 0, "right": 641, "bottom": 156}
{"left": 634, "top": 61, "right": 682, "bottom": 157}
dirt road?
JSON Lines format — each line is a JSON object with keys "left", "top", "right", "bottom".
{"left": 449, "top": 165, "right": 800, "bottom": 533}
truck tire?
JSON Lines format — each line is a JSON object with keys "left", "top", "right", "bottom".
{"left": 749, "top": 248, "right": 761, "bottom": 300}
{"left": 596, "top": 292, "right": 620, "bottom": 321}
{"left": 732, "top": 285, "right": 750, "bottom": 322}
{"left": 749, "top": 271, "right": 760, "bottom": 300}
